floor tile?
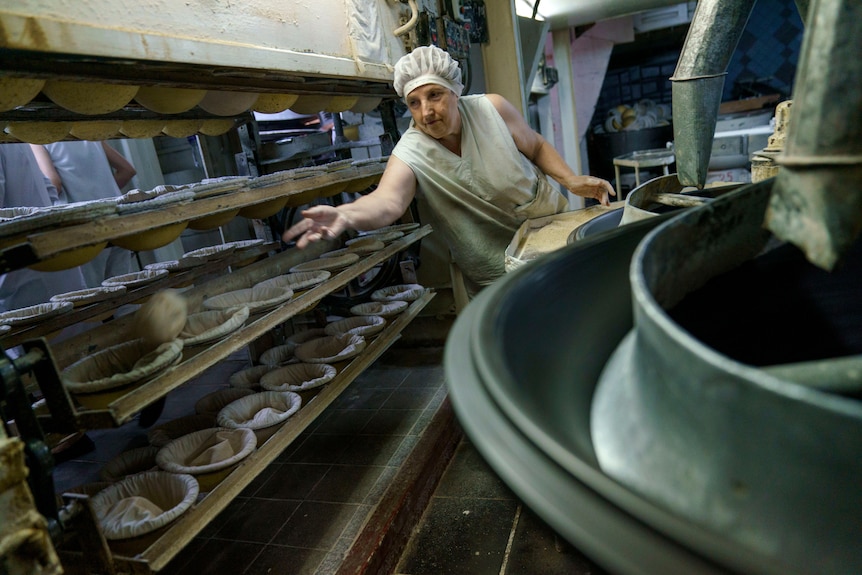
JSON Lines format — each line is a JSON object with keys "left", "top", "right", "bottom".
{"left": 399, "top": 366, "right": 445, "bottom": 388}
{"left": 159, "top": 537, "right": 207, "bottom": 575}
{"left": 198, "top": 495, "right": 250, "bottom": 538}
{"left": 244, "top": 544, "right": 328, "bottom": 575}
{"left": 211, "top": 498, "right": 300, "bottom": 543}
{"left": 337, "top": 433, "right": 406, "bottom": 466}
{"left": 351, "top": 367, "right": 409, "bottom": 388}
{"left": 380, "top": 387, "right": 439, "bottom": 410}
{"left": 395, "top": 496, "right": 519, "bottom": 575}
{"left": 285, "top": 434, "right": 351, "bottom": 464}
{"left": 239, "top": 463, "right": 279, "bottom": 497}
{"left": 329, "top": 387, "right": 394, "bottom": 410}
{"left": 307, "top": 464, "right": 386, "bottom": 504}
{"left": 176, "top": 539, "right": 263, "bottom": 575}
{"left": 434, "top": 441, "right": 516, "bottom": 500}
{"left": 361, "top": 409, "right": 423, "bottom": 436}
{"left": 504, "top": 506, "right": 609, "bottom": 575}
{"left": 253, "top": 462, "right": 330, "bottom": 500}
{"left": 313, "top": 408, "right": 377, "bottom": 436}
{"left": 270, "top": 500, "right": 361, "bottom": 550}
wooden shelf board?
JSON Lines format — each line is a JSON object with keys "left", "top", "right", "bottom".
{"left": 0, "top": 243, "right": 279, "bottom": 349}
{"left": 13, "top": 163, "right": 385, "bottom": 264}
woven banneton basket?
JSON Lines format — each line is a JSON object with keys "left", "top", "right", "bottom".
{"left": 101, "top": 269, "right": 168, "bottom": 289}
{"left": 147, "top": 413, "right": 218, "bottom": 448}
{"left": 181, "top": 244, "right": 236, "bottom": 262}
{"left": 293, "top": 333, "right": 366, "bottom": 364}
{"left": 259, "top": 343, "right": 298, "bottom": 367}
{"left": 255, "top": 270, "right": 330, "bottom": 292}
{"left": 216, "top": 391, "right": 302, "bottom": 443}
{"left": 91, "top": 470, "right": 198, "bottom": 554}
{"left": 324, "top": 315, "right": 386, "bottom": 338}
{"left": 202, "top": 285, "right": 292, "bottom": 315}
{"left": 194, "top": 387, "right": 256, "bottom": 416}
{"left": 286, "top": 328, "right": 327, "bottom": 347}
{"left": 62, "top": 339, "right": 184, "bottom": 396}
{"left": 349, "top": 300, "right": 408, "bottom": 318}
{"left": 0, "top": 301, "right": 73, "bottom": 327}
{"left": 288, "top": 252, "right": 359, "bottom": 273}
{"left": 260, "top": 363, "right": 337, "bottom": 392}
{"left": 370, "top": 284, "right": 426, "bottom": 303}
{"left": 228, "top": 365, "right": 273, "bottom": 390}
{"left": 156, "top": 427, "right": 256, "bottom": 492}
{"left": 99, "top": 446, "right": 160, "bottom": 482}
{"left": 346, "top": 237, "right": 385, "bottom": 255}
{"left": 50, "top": 285, "right": 127, "bottom": 307}
{"left": 180, "top": 307, "right": 249, "bottom": 346}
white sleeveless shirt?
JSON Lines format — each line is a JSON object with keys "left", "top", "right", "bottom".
{"left": 392, "top": 95, "right": 568, "bottom": 289}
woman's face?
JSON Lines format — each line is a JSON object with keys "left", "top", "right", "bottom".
{"left": 405, "top": 84, "right": 460, "bottom": 141}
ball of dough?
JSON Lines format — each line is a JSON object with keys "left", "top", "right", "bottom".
{"left": 133, "top": 290, "right": 188, "bottom": 346}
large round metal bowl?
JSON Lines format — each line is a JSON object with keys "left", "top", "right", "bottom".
{"left": 444, "top": 183, "right": 836, "bottom": 574}
{"left": 591, "top": 179, "right": 862, "bottom": 575}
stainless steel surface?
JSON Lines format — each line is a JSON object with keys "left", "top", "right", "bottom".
{"left": 765, "top": 0, "right": 862, "bottom": 271}
{"left": 445, "top": 213, "right": 802, "bottom": 575}
{"left": 591, "top": 180, "right": 862, "bottom": 575}
{"left": 670, "top": 0, "right": 756, "bottom": 188}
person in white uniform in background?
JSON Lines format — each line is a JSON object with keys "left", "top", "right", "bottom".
{"left": 283, "top": 45, "right": 615, "bottom": 298}
{"left": 31, "top": 141, "right": 137, "bottom": 288}
{"left": 0, "top": 144, "right": 87, "bottom": 313}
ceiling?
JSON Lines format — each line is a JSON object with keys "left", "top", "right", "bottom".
{"left": 515, "top": 0, "right": 689, "bottom": 30}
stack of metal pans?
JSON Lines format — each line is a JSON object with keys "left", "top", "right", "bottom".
{"left": 444, "top": 178, "right": 858, "bottom": 574}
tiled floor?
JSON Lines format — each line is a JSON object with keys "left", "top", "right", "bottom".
{"left": 50, "top": 341, "right": 608, "bottom": 575}
{"left": 395, "top": 439, "right": 609, "bottom": 575}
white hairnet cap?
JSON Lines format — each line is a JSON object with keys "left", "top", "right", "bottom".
{"left": 393, "top": 45, "right": 464, "bottom": 98}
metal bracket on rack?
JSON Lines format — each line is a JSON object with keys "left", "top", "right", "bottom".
{"left": 0, "top": 343, "right": 61, "bottom": 539}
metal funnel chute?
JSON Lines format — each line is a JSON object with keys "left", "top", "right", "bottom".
{"left": 765, "top": 0, "right": 862, "bottom": 271}
{"left": 670, "top": 0, "right": 756, "bottom": 188}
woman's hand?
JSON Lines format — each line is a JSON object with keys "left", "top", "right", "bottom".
{"left": 282, "top": 205, "right": 349, "bottom": 248}
{"left": 564, "top": 175, "right": 616, "bottom": 207}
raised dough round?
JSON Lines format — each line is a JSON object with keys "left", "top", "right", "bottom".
{"left": 133, "top": 290, "right": 188, "bottom": 346}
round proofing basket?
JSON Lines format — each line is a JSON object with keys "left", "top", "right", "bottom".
{"left": 255, "top": 270, "right": 330, "bottom": 292}
{"left": 147, "top": 413, "right": 218, "bottom": 448}
{"left": 346, "top": 237, "right": 385, "bottom": 255}
{"left": 99, "top": 446, "right": 160, "bottom": 482}
{"left": 91, "top": 470, "right": 198, "bottom": 550}
{"left": 371, "top": 284, "right": 426, "bottom": 303}
{"left": 294, "top": 334, "right": 366, "bottom": 365}
{"left": 289, "top": 252, "right": 359, "bottom": 273}
{"left": 0, "top": 301, "right": 73, "bottom": 327}
{"left": 286, "top": 328, "right": 328, "bottom": 347}
{"left": 194, "top": 388, "right": 256, "bottom": 416}
{"left": 259, "top": 343, "right": 298, "bottom": 367}
{"left": 260, "top": 363, "right": 337, "bottom": 393}
{"left": 50, "top": 285, "right": 127, "bottom": 307}
{"left": 216, "top": 391, "right": 302, "bottom": 443}
{"left": 325, "top": 315, "right": 386, "bottom": 338}
{"left": 101, "top": 269, "right": 169, "bottom": 289}
{"left": 350, "top": 300, "right": 408, "bottom": 318}
{"left": 180, "top": 307, "right": 250, "bottom": 347}
{"left": 62, "top": 339, "right": 184, "bottom": 407}
{"left": 202, "top": 285, "right": 293, "bottom": 315}
{"left": 182, "top": 244, "right": 236, "bottom": 262}
{"left": 156, "top": 427, "right": 256, "bottom": 492}
{"left": 228, "top": 365, "right": 274, "bottom": 390}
